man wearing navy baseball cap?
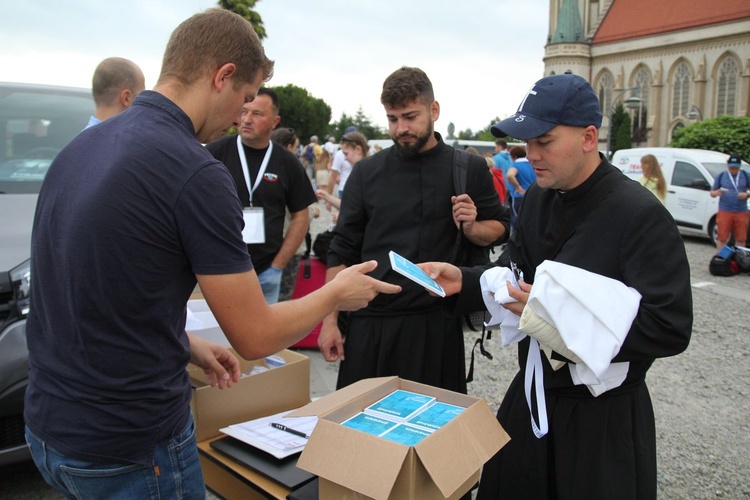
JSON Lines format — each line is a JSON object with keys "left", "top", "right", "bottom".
{"left": 710, "top": 153, "right": 749, "bottom": 250}
{"left": 420, "top": 72, "right": 692, "bottom": 499}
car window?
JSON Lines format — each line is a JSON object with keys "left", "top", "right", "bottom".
{"left": 671, "top": 161, "right": 706, "bottom": 189}
{"left": 0, "top": 85, "right": 92, "bottom": 194}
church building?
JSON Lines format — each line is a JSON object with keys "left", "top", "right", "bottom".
{"left": 544, "top": 0, "right": 750, "bottom": 148}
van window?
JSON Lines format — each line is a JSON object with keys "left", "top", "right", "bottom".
{"left": 671, "top": 161, "right": 706, "bottom": 189}
{"left": 0, "top": 85, "right": 92, "bottom": 194}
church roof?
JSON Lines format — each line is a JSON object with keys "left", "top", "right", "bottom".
{"left": 593, "top": 0, "right": 750, "bottom": 44}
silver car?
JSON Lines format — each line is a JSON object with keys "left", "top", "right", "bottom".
{"left": 0, "top": 82, "right": 92, "bottom": 465}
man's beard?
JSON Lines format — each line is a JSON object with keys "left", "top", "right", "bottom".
{"left": 392, "top": 124, "right": 433, "bottom": 159}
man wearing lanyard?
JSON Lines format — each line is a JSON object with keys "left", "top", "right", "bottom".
{"left": 206, "top": 87, "right": 316, "bottom": 303}
{"left": 710, "top": 154, "right": 750, "bottom": 250}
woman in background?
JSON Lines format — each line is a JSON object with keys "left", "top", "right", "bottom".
{"left": 315, "top": 150, "right": 331, "bottom": 192}
{"left": 316, "top": 131, "right": 369, "bottom": 211}
{"left": 271, "top": 127, "right": 299, "bottom": 154}
{"left": 638, "top": 154, "right": 667, "bottom": 205}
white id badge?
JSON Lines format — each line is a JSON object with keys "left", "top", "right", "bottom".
{"left": 242, "top": 207, "right": 265, "bottom": 244}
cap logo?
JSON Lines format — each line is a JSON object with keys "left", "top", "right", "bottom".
{"left": 515, "top": 115, "right": 526, "bottom": 123}
{"left": 518, "top": 87, "right": 538, "bottom": 112}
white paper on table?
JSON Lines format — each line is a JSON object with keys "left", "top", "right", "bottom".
{"left": 221, "top": 409, "right": 318, "bottom": 459}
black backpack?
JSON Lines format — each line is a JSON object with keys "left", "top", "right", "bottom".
{"left": 734, "top": 247, "right": 750, "bottom": 273}
{"left": 709, "top": 252, "right": 740, "bottom": 276}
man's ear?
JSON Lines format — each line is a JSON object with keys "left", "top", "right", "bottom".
{"left": 119, "top": 88, "right": 134, "bottom": 109}
{"left": 431, "top": 100, "right": 440, "bottom": 122}
{"left": 581, "top": 125, "right": 599, "bottom": 153}
{"left": 213, "top": 63, "right": 237, "bottom": 91}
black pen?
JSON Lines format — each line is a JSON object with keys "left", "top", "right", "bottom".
{"left": 270, "top": 422, "right": 310, "bottom": 439}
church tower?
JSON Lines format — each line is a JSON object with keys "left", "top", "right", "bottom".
{"left": 544, "top": 0, "right": 592, "bottom": 78}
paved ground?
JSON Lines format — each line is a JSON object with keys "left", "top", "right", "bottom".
{"left": 4, "top": 201, "right": 749, "bottom": 498}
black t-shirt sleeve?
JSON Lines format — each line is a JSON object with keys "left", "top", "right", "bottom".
{"left": 175, "top": 162, "right": 253, "bottom": 275}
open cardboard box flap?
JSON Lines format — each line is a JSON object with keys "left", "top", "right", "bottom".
{"left": 413, "top": 400, "right": 509, "bottom": 496}
{"left": 290, "top": 376, "right": 510, "bottom": 499}
{"left": 298, "top": 419, "right": 410, "bottom": 499}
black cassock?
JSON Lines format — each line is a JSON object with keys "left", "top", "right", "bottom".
{"left": 328, "top": 136, "right": 507, "bottom": 394}
{"left": 455, "top": 160, "right": 692, "bottom": 499}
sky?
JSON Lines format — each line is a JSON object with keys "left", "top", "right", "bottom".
{"left": 0, "top": 0, "right": 550, "bottom": 137}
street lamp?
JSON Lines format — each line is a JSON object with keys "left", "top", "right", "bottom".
{"left": 605, "top": 87, "right": 644, "bottom": 159}
{"left": 687, "top": 104, "right": 703, "bottom": 121}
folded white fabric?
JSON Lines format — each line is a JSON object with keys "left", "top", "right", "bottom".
{"left": 526, "top": 260, "right": 642, "bottom": 385}
{"left": 570, "top": 361, "right": 631, "bottom": 396}
{"left": 479, "top": 267, "right": 522, "bottom": 344}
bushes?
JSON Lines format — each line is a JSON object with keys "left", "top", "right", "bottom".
{"left": 670, "top": 116, "right": 750, "bottom": 160}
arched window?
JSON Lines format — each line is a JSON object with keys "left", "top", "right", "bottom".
{"left": 598, "top": 73, "right": 613, "bottom": 116}
{"left": 672, "top": 63, "right": 691, "bottom": 118}
{"left": 631, "top": 68, "right": 651, "bottom": 144}
{"left": 716, "top": 58, "right": 738, "bottom": 116}
{"left": 634, "top": 67, "right": 651, "bottom": 105}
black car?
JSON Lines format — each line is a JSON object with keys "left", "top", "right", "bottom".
{"left": 0, "top": 82, "right": 92, "bottom": 465}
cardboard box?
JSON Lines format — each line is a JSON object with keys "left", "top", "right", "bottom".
{"left": 189, "top": 348, "right": 310, "bottom": 443}
{"left": 288, "top": 377, "right": 510, "bottom": 500}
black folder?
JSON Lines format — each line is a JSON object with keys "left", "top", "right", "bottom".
{"left": 210, "top": 436, "right": 315, "bottom": 491}
{"left": 286, "top": 477, "right": 319, "bottom": 499}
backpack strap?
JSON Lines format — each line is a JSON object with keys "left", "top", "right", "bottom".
{"left": 452, "top": 148, "right": 470, "bottom": 195}
{"left": 449, "top": 148, "right": 470, "bottom": 263}
{"left": 450, "top": 148, "right": 494, "bottom": 382}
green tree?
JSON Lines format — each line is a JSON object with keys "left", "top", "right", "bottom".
{"left": 218, "top": 0, "right": 266, "bottom": 39}
{"left": 610, "top": 103, "right": 632, "bottom": 157}
{"left": 330, "top": 107, "right": 388, "bottom": 141}
{"left": 270, "top": 84, "right": 331, "bottom": 144}
{"left": 478, "top": 116, "right": 519, "bottom": 143}
{"left": 457, "top": 128, "right": 477, "bottom": 140}
{"left": 670, "top": 115, "right": 750, "bottom": 161}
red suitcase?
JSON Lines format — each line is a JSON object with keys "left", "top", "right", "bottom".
{"left": 290, "top": 254, "right": 327, "bottom": 348}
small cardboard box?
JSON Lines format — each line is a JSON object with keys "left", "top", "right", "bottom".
{"left": 189, "top": 348, "right": 310, "bottom": 443}
{"left": 288, "top": 377, "right": 510, "bottom": 500}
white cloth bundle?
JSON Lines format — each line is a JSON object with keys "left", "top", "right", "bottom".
{"left": 479, "top": 261, "right": 643, "bottom": 437}
{"left": 526, "top": 260, "right": 641, "bottom": 395}
{"left": 479, "top": 266, "right": 522, "bottom": 344}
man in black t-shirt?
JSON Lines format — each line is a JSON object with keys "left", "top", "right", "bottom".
{"left": 206, "top": 87, "right": 316, "bottom": 303}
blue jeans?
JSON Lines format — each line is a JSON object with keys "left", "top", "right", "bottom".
{"left": 258, "top": 266, "right": 283, "bottom": 304}
{"left": 25, "top": 415, "right": 205, "bottom": 500}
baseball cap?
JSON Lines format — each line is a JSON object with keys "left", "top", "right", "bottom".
{"left": 491, "top": 72, "right": 603, "bottom": 141}
{"left": 344, "top": 125, "right": 358, "bottom": 133}
{"left": 727, "top": 154, "right": 741, "bottom": 167}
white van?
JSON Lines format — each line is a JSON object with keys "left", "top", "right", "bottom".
{"left": 611, "top": 147, "right": 750, "bottom": 244}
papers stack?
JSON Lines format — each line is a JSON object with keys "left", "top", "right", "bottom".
{"left": 364, "top": 389, "right": 435, "bottom": 423}
{"left": 408, "top": 402, "right": 465, "bottom": 432}
{"left": 342, "top": 390, "right": 465, "bottom": 446}
{"left": 220, "top": 409, "right": 318, "bottom": 459}
{"left": 341, "top": 413, "right": 399, "bottom": 437}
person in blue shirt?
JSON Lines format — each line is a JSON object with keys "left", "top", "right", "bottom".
{"left": 710, "top": 154, "right": 750, "bottom": 249}
{"left": 85, "top": 57, "right": 145, "bottom": 129}
{"left": 506, "top": 145, "right": 537, "bottom": 234}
